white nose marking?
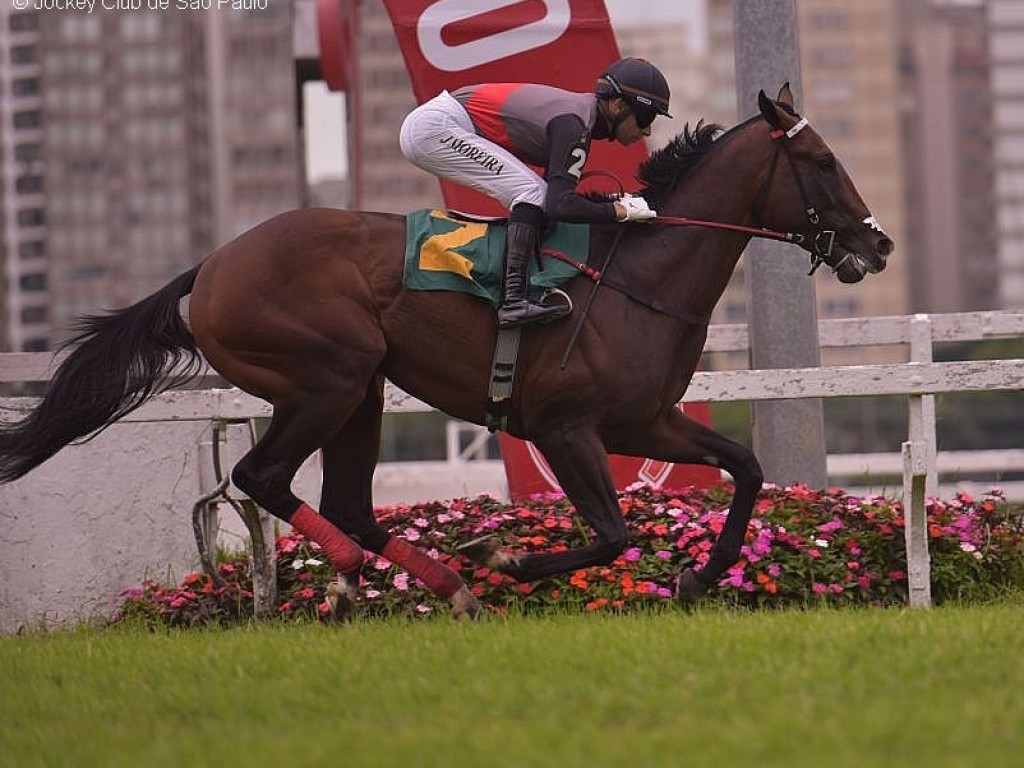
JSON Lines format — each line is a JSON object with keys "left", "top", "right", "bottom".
{"left": 863, "top": 216, "right": 887, "bottom": 236}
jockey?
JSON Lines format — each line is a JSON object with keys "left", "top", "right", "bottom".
{"left": 399, "top": 57, "right": 672, "bottom": 328}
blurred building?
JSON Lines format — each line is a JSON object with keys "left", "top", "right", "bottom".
{"left": 988, "top": 0, "right": 1024, "bottom": 309}
{"left": 898, "top": 0, "right": 997, "bottom": 313}
{"left": 0, "top": 6, "right": 301, "bottom": 352}
{"left": 706, "top": 0, "right": 910, "bottom": 331}
{"left": 1, "top": 8, "right": 46, "bottom": 352}
{"left": 354, "top": 1, "right": 441, "bottom": 214}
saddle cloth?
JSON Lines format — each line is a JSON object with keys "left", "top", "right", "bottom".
{"left": 403, "top": 209, "right": 591, "bottom": 307}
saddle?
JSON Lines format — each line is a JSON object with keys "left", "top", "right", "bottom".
{"left": 403, "top": 209, "right": 591, "bottom": 306}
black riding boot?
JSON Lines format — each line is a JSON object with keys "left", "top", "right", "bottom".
{"left": 497, "top": 221, "right": 570, "bottom": 328}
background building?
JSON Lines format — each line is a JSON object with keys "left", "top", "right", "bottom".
{"left": 989, "top": 0, "right": 1024, "bottom": 309}
{"left": 898, "top": 0, "right": 997, "bottom": 313}
{"left": 0, "top": 6, "right": 301, "bottom": 352}
{"left": 705, "top": 0, "right": 910, "bottom": 331}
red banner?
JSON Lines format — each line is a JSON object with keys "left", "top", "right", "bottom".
{"left": 328, "top": 0, "right": 718, "bottom": 497}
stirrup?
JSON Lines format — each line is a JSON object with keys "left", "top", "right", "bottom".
{"left": 497, "top": 294, "right": 571, "bottom": 329}
{"left": 537, "top": 289, "right": 573, "bottom": 322}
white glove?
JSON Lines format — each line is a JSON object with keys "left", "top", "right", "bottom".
{"left": 617, "top": 194, "right": 657, "bottom": 223}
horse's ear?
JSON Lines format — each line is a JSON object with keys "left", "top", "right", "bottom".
{"left": 758, "top": 89, "right": 784, "bottom": 129}
{"left": 776, "top": 82, "right": 795, "bottom": 109}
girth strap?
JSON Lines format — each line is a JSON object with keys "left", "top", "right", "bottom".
{"left": 598, "top": 276, "right": 709, "bottom": 325}
{"left": 484, "top": 326, "right": 522, "bottom": 432}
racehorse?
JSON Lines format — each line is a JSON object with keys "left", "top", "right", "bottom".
{"left": 0, "top": 87, "right": 892, "bottom": 619}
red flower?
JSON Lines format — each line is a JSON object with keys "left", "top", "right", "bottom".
{"left": 569, "top": 571, "right": 589, "bottom": 590}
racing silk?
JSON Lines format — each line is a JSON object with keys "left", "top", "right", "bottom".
{"left": 452, "top": 83, "right": 618, "bottom": 223}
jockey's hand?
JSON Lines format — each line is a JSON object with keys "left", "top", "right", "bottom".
{"left": 616, "top": 194, "right": 657, "bottom": 223}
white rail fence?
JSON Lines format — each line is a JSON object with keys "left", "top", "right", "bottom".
{"left": 1, "top": 310, "right": 1022, "bottom": 612}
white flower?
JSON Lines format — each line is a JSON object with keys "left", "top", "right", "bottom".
{"left": 814, "top": 539, "right": 829, "bottom": 548}
{"left": 292, "top": 559, "right": 305, "bottom": 570}
{"left": 304, "top": 558, "right": 324, "bottom": 568}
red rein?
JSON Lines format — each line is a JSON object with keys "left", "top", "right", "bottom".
{"left": 652, "top": 215, "right": 798, "bottom": 244}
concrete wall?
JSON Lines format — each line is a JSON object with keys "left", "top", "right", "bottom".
{"left": 0, "top": 421, "right": 320, "bottom": 634}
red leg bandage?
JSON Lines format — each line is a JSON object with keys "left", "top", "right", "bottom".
{"left": 382, "top": 537, "right": 464, "bottom": 599}
{"left": 289, "top": 504, "right": 363, "bottom": 574}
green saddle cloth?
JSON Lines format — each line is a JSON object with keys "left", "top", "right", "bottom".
{"left": 403, "top": 209, "right": 591, "bottom": 306}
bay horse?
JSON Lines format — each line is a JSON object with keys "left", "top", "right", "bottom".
{"left": 0, "top": 87, "right": 892, "bottom": 618}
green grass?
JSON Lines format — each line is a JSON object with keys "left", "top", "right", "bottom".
{"left": 2, "top": 603, "right": 1023, "bottom": 768}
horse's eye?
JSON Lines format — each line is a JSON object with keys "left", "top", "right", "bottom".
{"left": 817, "top": 154, "right": 837, "bottom": 171}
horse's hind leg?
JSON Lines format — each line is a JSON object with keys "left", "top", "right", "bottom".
{"left": 231, "top": 392, "right": 369, "bottom": 617}
{"left": 318, "top": 377, "right": 479, "bottom": 619}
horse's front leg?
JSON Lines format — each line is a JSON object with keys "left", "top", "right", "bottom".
{"left": 461, "top": 427, "right": 628, "bottom": 582}
{"left": 608, "top": 407, "right": 764, "bottom": 603}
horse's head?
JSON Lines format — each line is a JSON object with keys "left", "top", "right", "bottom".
{"left": 755, "top": 84, "right": 894, "bottom": 284}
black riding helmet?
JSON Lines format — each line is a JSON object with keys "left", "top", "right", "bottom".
{"left": 595, "top": 57, "right": 672, "bottom": 125}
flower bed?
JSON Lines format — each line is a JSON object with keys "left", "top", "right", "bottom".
{"left": 114, "top": 484, "right": 1024, "bottom": 626}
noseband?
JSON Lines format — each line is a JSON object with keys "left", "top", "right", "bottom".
{"left": 754, "top": 117, "right": 838, "bottom": 275}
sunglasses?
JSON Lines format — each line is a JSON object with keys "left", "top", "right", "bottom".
{"left": 630, "top": 104, "right": 657, "bottom": 129}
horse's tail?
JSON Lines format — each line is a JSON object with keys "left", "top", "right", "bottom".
{"left": 0, "top": 266, "right": 202, "bottom": 482}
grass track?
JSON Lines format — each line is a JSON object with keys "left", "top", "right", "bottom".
{"left": 2, "top": 603, "right": 1023, "bottom": 767}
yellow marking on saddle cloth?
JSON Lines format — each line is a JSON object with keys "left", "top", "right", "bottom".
{"left": 419, "top": 210, "right": 488, "bottom": 279}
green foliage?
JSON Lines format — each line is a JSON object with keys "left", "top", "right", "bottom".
{"left": 113, "top": 484, "right": 1024, "bottom": 628}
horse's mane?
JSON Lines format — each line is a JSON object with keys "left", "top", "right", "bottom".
{"left": 635, "top": 120, "right": 724, "bottom": 203}
{"left": 583, "top": 114, "right": 766, "bottom": 206}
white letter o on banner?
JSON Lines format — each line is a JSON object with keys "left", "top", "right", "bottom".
{"left": 417, "top": 0, "right": 571, "bottom": 72}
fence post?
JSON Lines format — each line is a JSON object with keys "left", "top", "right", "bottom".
{"left": 902, "top": 439, "right": 932, "bottom": 607}
{"left": 908, "top": 314, "right": 938, "bottom": 496}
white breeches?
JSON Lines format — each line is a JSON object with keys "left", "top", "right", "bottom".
{"left": 399, "top": 90, "right": 546, "bottom": 211}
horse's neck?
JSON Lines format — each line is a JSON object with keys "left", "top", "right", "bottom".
{"left": 624, "top": 125, "right": 770, "bottom": 318}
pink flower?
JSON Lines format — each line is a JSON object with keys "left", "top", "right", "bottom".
{"left": 812, "top": 583, "right": 827, "bottom": 595}
{"left": 623, "top": 547, "right": 642, "bottom": 562}
{"left": 817, "top": 519, "right": 844, "bottom": 534}
{"left": 393, "top": 572, "right": 409, "bottom": 591}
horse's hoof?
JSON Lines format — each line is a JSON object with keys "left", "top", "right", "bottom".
{"left": 458, "top": 535, "right": 502, "bottom": 566}
{"left": 323, "top": 575, "right": 358, "bottom": 622}
{"left": 449, "top": 585, "right": 481, "bottom": 621}
{"left": 676, "top": 568, "right": 708, "bottom": 606}
{"left": 458, "top": 535, "right": 522, "bottom": 571}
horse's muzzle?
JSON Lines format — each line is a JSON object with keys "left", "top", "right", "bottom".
{"left": 833, "top": 218, "right": 893, "bottom": 283}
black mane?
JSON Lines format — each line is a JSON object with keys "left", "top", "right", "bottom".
{"left": 635, "top": 120, "right": 723, "bottom": 205}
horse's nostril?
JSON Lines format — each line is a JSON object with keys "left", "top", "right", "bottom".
{"left": 877, "top": 238, "right": 894, "bottom": 258}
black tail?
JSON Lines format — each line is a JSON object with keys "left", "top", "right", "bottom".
{"left": 0, "top": 267, "right": 202, "bottom": 482}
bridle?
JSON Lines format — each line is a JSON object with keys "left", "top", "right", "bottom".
{"left": 556, "top": 113, "right": 846, "bottom": 367}
{"left": 754, "top": 116, "right": 837, "bottom": 275}
{"left": 654, "top": 114, "right": 841, "bottom": 276}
